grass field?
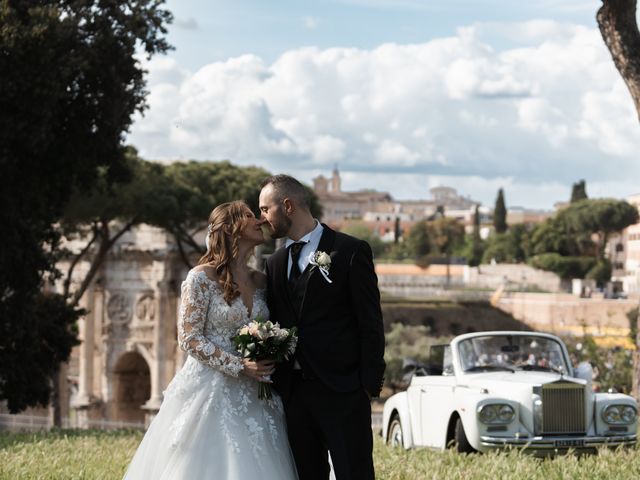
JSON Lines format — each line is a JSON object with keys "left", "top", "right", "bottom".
{"left": 2, "top": 429, "right": 640, "bottom": 479}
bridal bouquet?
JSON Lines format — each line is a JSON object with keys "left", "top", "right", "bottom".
{"left": 232, "top": 317, "right": 298, "bottom": 400}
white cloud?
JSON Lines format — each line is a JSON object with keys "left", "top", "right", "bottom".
{"left": 173, "top": 17, "right": 199, "bottom": 30}
{"left": 128, "top": 20, "right": 640, "bottom": 208}
{"left": 303, "top": 16, "right": 318, "bottom": 30}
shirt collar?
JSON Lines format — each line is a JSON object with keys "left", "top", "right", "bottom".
{"left": 285, "top": 220, "right": 323, "bottom": 248}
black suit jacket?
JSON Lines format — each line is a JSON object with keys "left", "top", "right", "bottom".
{"left": 265, "top": 225, "right": 386, "bottom": 401}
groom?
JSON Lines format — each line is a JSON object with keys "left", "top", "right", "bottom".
{"left": 259, "top": 174, "right": 385, "bottom": 480}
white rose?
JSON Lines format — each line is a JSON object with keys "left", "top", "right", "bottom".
{"left": 316, "top": 251, "right": 331, "bottom": 266}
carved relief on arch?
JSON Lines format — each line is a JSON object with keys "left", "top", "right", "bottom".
{"left": 106, "top": 292, "right": 132, "bottom": 325}
{"left": 135, "top": 293, "right": 156, "bottom": 323}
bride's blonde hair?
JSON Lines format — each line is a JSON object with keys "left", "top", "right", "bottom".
{"left": 198, "top": 201, "right": 252, "bottom": 305}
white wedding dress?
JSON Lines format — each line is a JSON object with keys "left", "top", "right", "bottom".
{"left": 123, "top": 269, "right": 298, "bottom": 480}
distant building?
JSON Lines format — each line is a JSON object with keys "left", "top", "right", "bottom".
{"left": 312, "top": 168, "right": 556, "bottom": 244}
{"left": 313, "top": 168, "right": 490, "bottom": 240}
{"left": 506, "top": 206, "right": 553, "bottom": 226}
{"left": 611, "top": 193, "right": 640, "bottom": 294}
{"left": 313, "top": 167, "right": 392, "bottom": 226}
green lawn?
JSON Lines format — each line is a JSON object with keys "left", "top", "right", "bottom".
{"left": 1, "top": 429, "right": 640, "bottom": 479}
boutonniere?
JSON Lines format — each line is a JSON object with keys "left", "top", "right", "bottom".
{"left": 307, "top": 251, "right": 332, "bottom": 283}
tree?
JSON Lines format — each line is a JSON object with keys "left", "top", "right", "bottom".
{"left": 530, "top": 253, "right": 596, "bottom": 279}
{"left": 150, "top": 161, "right": 274, "bottom": 268}
{"left": 529, "top": 199, "right": 637, "bottom": 283}
{"left": 493, "top": 188, "right": 507, "bottom": 234}
{"left": 456, "top": 206, "right": 486, "bottom": 267}
{"left": 340, "top": 221, "right": 386, "bottom": 258}
{"left": 561, "top": 199, "right": 638, "bottom": 262}
{"left": 404, "top": 221, "right": 432, "bottom": 262}
{"left": 428, "top": 218, "right": 465, "bottom": 286}
{"left": 530, "top": 217, "right": 585, "bottom": 258}
{"left": 596, "top": 0, "right": 640, "bottom": 401}
{"left": 570, "top": 180, "right": 588, "bottom": 203}
{"left": 597, "top": 0, "right": 640, "bottom": 122}
{"left": 469, "top": 205, "right": 484, "bottom": 266}
{"left": 482, "top": 226, "right": 529, "bottom": 265}
{"left": 59, "top": 149, "right": 167, "bottom": 307}
{"left": 0, "top": 292, "right": 82, "bottom": 414}
{"left": 0, "top": 0, "right": 172, "bottom": 415}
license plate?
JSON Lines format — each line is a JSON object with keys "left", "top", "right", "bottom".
{"left": 555, "top": 439, "right": 584, "bottom": 448}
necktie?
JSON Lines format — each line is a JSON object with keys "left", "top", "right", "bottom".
{"left": 289, "top": 242, "right": 305, "bottom": 285}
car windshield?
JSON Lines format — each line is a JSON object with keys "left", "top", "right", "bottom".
{"left": 458, "top": 335, "right": 569, "bottom": 374}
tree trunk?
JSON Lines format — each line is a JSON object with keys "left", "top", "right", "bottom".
{"left": 51, "top": 366, "right": 61, "bottom": 427}
{"left": 597, "top": 0, "right": 640, "bottom": 122}
{"left": 599, "top": 0, "right": 640, "bottom": 391}
{"left": 175, "top": 235, "right": 194, "bottom": 269}
{"left": 63, "top": 225, "right": 99, "bottom": 299}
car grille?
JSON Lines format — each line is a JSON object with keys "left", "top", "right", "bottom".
{"left": 541, "top": 381, "right": 586, "bottom": 434}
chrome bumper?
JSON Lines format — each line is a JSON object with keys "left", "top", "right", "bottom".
{"left": 480, "top": 434, "right": 636, "bottom": 451}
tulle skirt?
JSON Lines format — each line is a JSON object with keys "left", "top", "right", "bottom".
{"left": 123, "top": 356, "right": 298, "bottom": 479}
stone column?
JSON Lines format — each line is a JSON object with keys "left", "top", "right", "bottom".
{"left": 142, "top": 279, "right": 171, "bottom": 425}
{"left": 174, "top": 292, "right": 186, "bottom": 371}
{"left": 72, "top": 286, "right": 95, "bottom": 428}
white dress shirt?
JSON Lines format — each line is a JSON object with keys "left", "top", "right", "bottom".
{"left": 285, "top": 220, "right": 324, "bottom": 279}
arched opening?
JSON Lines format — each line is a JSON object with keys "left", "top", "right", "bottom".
{"left": 112, "top": 351, "right": 150, "bottom": 424}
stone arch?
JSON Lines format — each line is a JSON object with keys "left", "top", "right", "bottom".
{"left": 112, "top": 351, "right": 150, "bottom": 424}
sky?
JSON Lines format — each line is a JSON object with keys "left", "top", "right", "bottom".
{"left": 127, "top": 0, "right": 640, "bottom": 210}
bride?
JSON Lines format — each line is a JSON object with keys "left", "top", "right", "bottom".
{"left": 123, "top": 201, "right": 298, "bottom": 479}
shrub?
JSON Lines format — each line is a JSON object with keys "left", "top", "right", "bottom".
{"left": 529, "top": 253, "right": 595, "bottom": 279}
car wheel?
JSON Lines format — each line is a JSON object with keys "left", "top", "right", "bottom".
{"left": 387, "top": 414, "right": 404, "bottom": 447}
{"left": 454, "top": 417, "right": 475, "bottom": 453}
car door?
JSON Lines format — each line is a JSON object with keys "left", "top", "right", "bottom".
{"left": 419, "top": 345, "right": 457, "bottom": 449}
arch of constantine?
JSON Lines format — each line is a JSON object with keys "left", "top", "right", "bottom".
{"left": 65, "top": 225, "right": 191, "bottom": 426}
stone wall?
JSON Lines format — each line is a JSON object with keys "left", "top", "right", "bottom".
{"left": 381, "top": 300, "right": 530, "bottom": 337}
{"left": 496, "top": 292, "right": 637, "bottom": 346}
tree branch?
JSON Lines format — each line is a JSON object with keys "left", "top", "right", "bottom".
{"left": 597, "top": 0, "right": 640, "bottom": 121}
{"left": 62, "top": 223, "right": 99, "bottom": 299}
{"left": 175, "top": 234, "right": 194, "bottom": 269}
{"left": 68, "top": 217, "right": 138, "bottom": 307}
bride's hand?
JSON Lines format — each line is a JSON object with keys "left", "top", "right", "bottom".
{"left": 241, "top": 359, "right": 275, "bottom": 382}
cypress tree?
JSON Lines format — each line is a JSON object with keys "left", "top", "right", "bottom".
{"left": 494, "top": 188, "right": 507, "bottom": 233}
{"left": 570, "top": 180, "right": 588, "bottom": 203}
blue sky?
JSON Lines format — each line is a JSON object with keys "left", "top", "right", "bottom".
{"left": 164, "top": 0, "right": 601, "bottom": 68}
{"left": 128, "top": 1, "right": 640, "bottom": 210}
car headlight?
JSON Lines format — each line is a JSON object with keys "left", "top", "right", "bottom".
{"left": 602, "top": 404, "right": 637, "bottom": 425}
{"left": 478, "top": 404, "right": 515, "bottom": 425}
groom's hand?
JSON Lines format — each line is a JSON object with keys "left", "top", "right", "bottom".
{"left": 241, "top": 359, "right": 275, "bottom": 382}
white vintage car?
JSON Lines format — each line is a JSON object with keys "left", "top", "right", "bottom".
{"left": 382, "top": 331, "right": 637, "bottom": 454}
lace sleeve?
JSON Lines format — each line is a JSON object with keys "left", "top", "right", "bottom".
{"left": 177, "top": 271, "right": 244, "bottom": 377}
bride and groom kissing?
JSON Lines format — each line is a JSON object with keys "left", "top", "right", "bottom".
{"left": 124, "top": 174, "right": 386, "bottom": 480}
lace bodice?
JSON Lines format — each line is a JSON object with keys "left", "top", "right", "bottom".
{"left": 178, "top": 269, "right": 269, "bottom": 377}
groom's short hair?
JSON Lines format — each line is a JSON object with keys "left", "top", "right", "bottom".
{"left": 261, "top": 174, "right": 310, "bottom": 210}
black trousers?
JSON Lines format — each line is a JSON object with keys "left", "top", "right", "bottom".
{"left": 284, "top": 372, "right": 375, "bottom": 480}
